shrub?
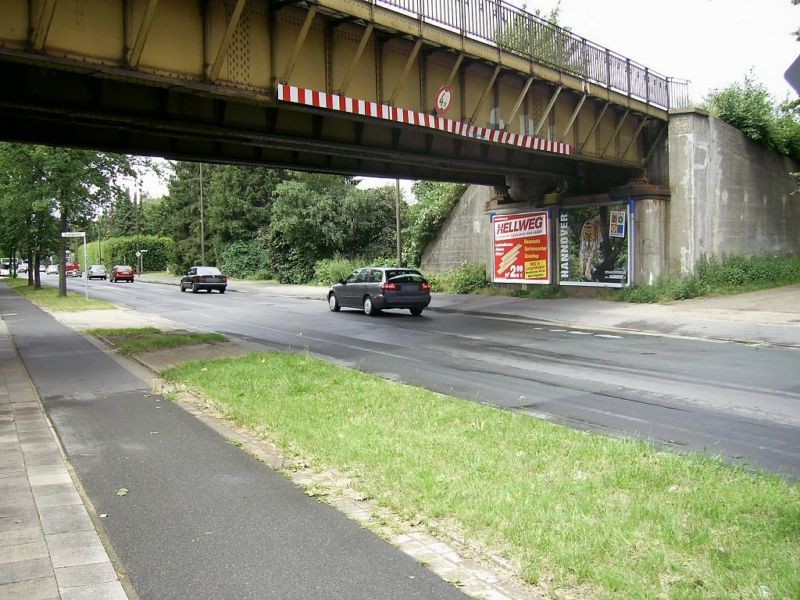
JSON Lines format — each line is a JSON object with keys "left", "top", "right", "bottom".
{"left": 89, "top": 236, "right": 175, "bottom": 272}
{"left": 312, "top": 256, "right": 402, "bottom": 285}
{"left": 428, "top": 263, "right": 488, "bottom": 294}
{"left": 219, "top": 240, "right": 270, "bottom": 279}
{"left": 510, "top": 285, "right": 566, "bottom": 299}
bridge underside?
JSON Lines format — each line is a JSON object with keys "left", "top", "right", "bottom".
{"left": 0, "top": 0, "right": 677, "bottom": 197}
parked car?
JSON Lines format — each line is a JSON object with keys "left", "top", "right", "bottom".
{"left": 18, "top": 263, "right": 28, "bottom": 274}
{"left": 65, "top": 261, "right": 82, "bottom": 277}
{"left": 46, "top": 265, "right": 58, "bottom": 275}
{"left": 328, "top": 267, "right": 431, "bottom": 316}
{"left": 180, "top": 266, "right": 227, "bottom": 294}
{"left": 0, "top": 262, "right": 10, "bottom": 277}
{"left": 39, "top": 264, "right": 47, "bottom": 273}
{"left": 87, "top": 265, "right": 107, "bottom": 280}
{"left": 110, "top": 265, "right": 134, "bottom": 283}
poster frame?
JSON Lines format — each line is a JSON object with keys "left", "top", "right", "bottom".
{"left": 490, "top": 208, "right": 553, "bottom": 285}
{"left": 557, "top": 201, "right": 634, "bottom": 288}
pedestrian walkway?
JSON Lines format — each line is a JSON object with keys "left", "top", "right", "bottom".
{"left": 0, "top": 285, "right": 470, "bottom": 600}
{"left": 0, "top": 321, "right": 127, "bottom": 600}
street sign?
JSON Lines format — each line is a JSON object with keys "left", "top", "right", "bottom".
{"left": 435, "top": 85, "right": 452, "bottom": 116}
{"left": 61, "top": 232, "right": 85, "bottom": 238}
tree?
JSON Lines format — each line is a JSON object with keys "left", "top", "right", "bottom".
{"left": 403, "top": 181, "right": 468, "bottom": 267}
{"left": 705, "top": 75, "right": 800, "bottom": 162}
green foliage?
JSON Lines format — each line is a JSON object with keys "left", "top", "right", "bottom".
{"left": 617, "top": 255, "right": 800, "bottom": 303}
{"left": 427, "top": 263, "right": 488, "bottom": 294}
{"left": 403, "top": 182, "right": 468, "bottom": 267}
{"left": 312, "top": 256, "right": 397, "bottom": 285}
{"left": 218, "top": 240, "right": 271, "bottom": 279}
{"left": 510, "top": 285, "right": 565, "bottom": 299}
{"left": 99, "top": 236, "right": 175, "bottom": 271}
{"left": 705, "top": 76, "right": 800, "bottom": 162}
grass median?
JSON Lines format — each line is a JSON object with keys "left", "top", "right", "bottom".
{"left": 164, "top": 351, "right": 799, "bottom": 600}
{"left": 88, "top": 327, "right": 227, "bottom": 355}
{"left": 5, "top": 277, "right": 115, "bottom": 311}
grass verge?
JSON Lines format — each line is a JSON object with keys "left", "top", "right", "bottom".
{"left": 5, "top": 277, "right": 116, "bottom": 311}
{"left": 164, "top": 351, "right": 799, "bottom": 600}
{"left": 87, "top": 327, "right": 226, "bottom": 355}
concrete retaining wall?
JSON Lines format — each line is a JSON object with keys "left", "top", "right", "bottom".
{"left": 420, "top": 185, "right": 493, "bottom": 271}
{"left": 668, "top": 110, "right": 800, "bottom": 275}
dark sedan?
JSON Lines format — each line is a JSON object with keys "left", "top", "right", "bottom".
{"left": 328, "top": 267, "right": 431, "bottom": 316}
{"left": 180, "top": 266, "right": 227, "bottom": 293}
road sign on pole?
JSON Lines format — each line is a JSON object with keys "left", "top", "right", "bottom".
{"left": 61, "top": 231, "right": 85, "bottom": 238}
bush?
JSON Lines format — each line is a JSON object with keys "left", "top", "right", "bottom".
{"left": 85, "top": 236, "right": 175, "bottom": 272}
{"left": 312, "top": 256, "right": 402, "bottom": 285}
{"left": 510, "top": 285, "right": 565, "bottom": 299}
{"left": 427, "top": 263, "right": 488, "bottom": 294}
{"left": 219, "top": 240, "right": 270, "bottom": 279}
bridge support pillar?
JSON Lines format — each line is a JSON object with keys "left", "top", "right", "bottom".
{"left": 611, "top": 184, "right": 670, "bottom": 286}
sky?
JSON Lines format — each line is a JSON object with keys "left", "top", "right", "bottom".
{"left": 140, "top": 0, "right": 799, "bottom": 197}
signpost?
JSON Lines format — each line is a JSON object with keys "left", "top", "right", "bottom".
{"left": 61, "top": 231, "right": 88, "bottom": 300}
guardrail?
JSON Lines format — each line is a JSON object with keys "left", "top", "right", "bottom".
{"left": 371, "top": 0, "right": 690, "bottom": 110}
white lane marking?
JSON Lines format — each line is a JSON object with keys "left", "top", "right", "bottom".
{"left": 595, "top": 334, "right": 623, "bottom": 339}
{"left": 569, "top": 331, "right": 592, "bottom": 335}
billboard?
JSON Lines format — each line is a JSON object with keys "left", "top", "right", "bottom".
{"left": 492, "top": 211, "right": 551, "bottom": 284}
{"left": 558, "top": 204, "right": 631, "bottom": 287}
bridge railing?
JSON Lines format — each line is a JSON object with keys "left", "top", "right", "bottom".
{"left": 373, "top": 0, "right": 690, "bottom": 110}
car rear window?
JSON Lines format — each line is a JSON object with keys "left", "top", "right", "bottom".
{"left": 385, "top": 269, "right": 422, "bottom": 281}
{"left": 388, "top": 274, "right": 426, "bottom": 284}
{"left": 196, "top": 267, "right": 222, "bottom": 276}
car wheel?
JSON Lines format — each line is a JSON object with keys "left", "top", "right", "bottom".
{"left": 410, "top": 308, "right": 424, "bottom": 316}
{"left": 328, "top": 293, "right": 340, "bottom": 312}
{"left": 219, "top": 288, "right": 226, "bottom": 294}
{"left": 110, "top": 278, "right": 115, "bottom": 283}
{"left": 180, "top": 283, "right": 185, "bottom": 292}
{"left": 363, "top": 296, "right": 379, "bottom": 316}
{"left": 192, "top": 283, "right": 198, "bottom": 293}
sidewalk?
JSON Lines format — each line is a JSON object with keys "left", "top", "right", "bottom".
{"left": 138, "top": 274, "right": 800, "bottom": 348}
{"left": 0, "top": 285, "right": 473, "bottom": 600}
{"left": 0, "top": 321, "right": 128, "bottom": 600}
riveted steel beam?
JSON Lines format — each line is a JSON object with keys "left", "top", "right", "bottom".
{"left": 533, "top": 85, "right": 562, "bottom": 136}
{"left": 505, "top": 76, "right": 534, "bottom": 132}
{"left": 601, "top": 108, "right": 629, "bottom": 158}
{"left": 619, "top": 116, "right": 647, "bottom": 160}
{"left": 469, "top": 64, "right": 501, "bottom": 124}
{"left": 208, "top": 0, "right": 248, "bottom": 81}
{"left": 579, "top": 101, "right": 609, "bottom": 151}
{"left": 336, "top": 23, "right": 373, "bottom": 94}
{"left": 642, "top": 122, "right": 667, "bottom": 166}
{"left": 128, "top": 0, "right": 160, "bottom": 69}
{"left": 31, "top": 0, "right": 59, "bottom": 51}
{"left": 444, "top": 53, "right": 464, "bottom": 87}
{"left": 560, "top": 93, "right": 587, "bottom": 141}
{"left": 282, "top": 5, "right": 318, "bottom": 82}
{"left": 388, "top": 38, "right": 422, "bottom": 105}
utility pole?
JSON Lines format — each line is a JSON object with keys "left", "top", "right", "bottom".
{"left": 199, "top": 163, "right": 205, "bottom": 265}
{"left": 395, "top": 179, "right": 402, "bottom": 266}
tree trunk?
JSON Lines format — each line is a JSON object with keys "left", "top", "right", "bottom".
{"left": 34, "top": 253, "right": 41, "bottom": 289}
{"left": 27, "top": 248, "right": 33, "bottom": 286}
{"left": 59, "top": 209, "right": 67, "bottom": 297}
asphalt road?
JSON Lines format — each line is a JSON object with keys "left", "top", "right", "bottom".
{"left": 56, "top": 276, "right": 800, "bottom": 479}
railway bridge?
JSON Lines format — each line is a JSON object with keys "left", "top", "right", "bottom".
{"left": 0, "top": 0, "right": 689, "bottom": 200}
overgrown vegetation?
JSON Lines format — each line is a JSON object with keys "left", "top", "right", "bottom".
{"left": 402, "top": 182, "right": 468, "bottom": 267}
{"left": 426, "top": 262, "right": 488, "bottom": 294}
{"left": 87, "top": 327, "right": 227, "bottom": 355}
{"left": 617, "top": 255, "right": 800, "bottom": 303}
{"left": 705, "top": 75, "right": 800, "bottom": 162}
{"left": 165, "top": 351, "right": 800, "bottom": 600}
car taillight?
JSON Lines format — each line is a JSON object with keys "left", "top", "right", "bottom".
{"left": 420, "top": 281, "right": 430, "bottom": 293}
{"left": 381, "top": 282, "right": 400, "bottom": 292}
{"left": 198, "top": 276, "right": 207, "bottom": 283}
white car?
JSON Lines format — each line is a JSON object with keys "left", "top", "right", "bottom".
{"left": 87, "top": 265, "right": 107, "bottom": 280}
{"left": 46, "top": 265, "right": 58, "bottom": 275}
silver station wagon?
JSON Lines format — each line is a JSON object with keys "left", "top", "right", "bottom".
{"left": 327, "top": 267, "right": 431, "bottom": 316}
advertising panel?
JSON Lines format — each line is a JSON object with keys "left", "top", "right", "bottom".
{"left": 492, "top": 211, "right": 551, "bottom": 284}
{"left": 558, "top": 204, "right": 631, "bottom": 287}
